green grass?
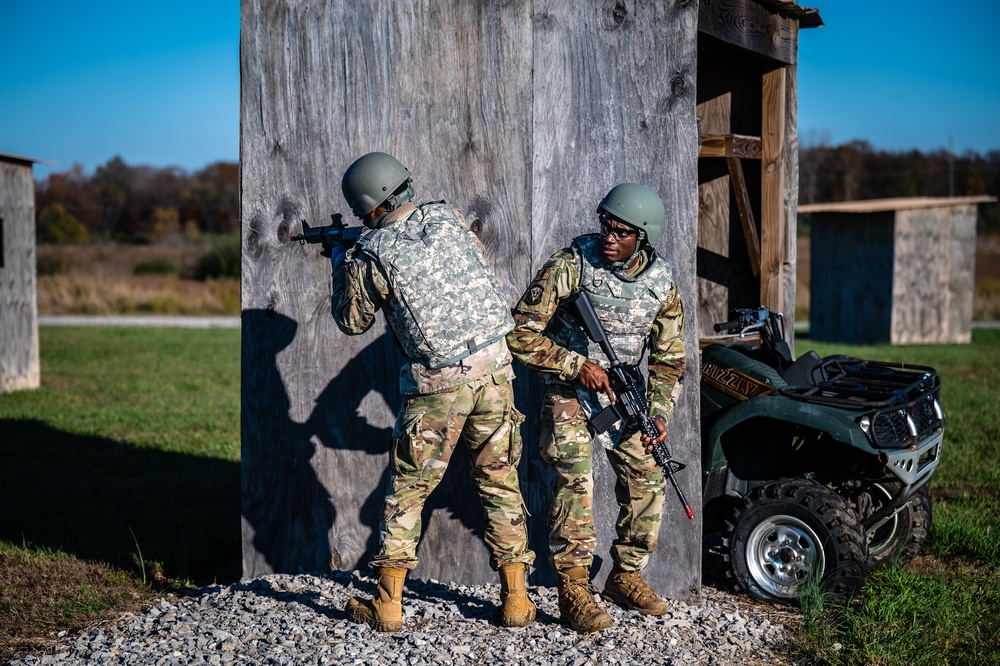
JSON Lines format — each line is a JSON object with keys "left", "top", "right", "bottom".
{"left": 0, "top": 326, "right": 241, "bottom": 579}
{"left": 792, "top": 328, "right": 1000, "bottom": 665}
{"left": 0, "top": 326, "right": 241, "bottom": 659}
{"left": 2, "top": 325, "right": 998, "bottom": 663}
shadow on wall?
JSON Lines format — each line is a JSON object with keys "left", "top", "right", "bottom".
{"left": 0, "top": 419, "right": 241, "bottom": 584}
{"left": 241, "top": 309, "right": 557, "bottom": 581}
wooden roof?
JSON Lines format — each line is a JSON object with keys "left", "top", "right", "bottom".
{"left": 800, "top": 196, "right": 997, "bottom": 214}
{"left": 757, "top": 0, "right": 824, "bottom": 28}
{"left": 0, "top": 152, "right": 55, "bottom": 167}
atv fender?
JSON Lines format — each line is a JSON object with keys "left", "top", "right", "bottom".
{"left": 702, "top": 394, "right": 879, "bottom": 472}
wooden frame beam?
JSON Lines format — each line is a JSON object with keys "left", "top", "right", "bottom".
{"left": 699, "top": 133, "right": 762, "bottom": 277}
{"left": 760, "top": 67, "right": 787, "bottom": 311}
{"left": 698, "top": 133, "right": 761, "bottom": 160}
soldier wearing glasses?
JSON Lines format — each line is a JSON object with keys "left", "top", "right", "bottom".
{"left": 506, "top": 183, "right": 686, "bottom": 634}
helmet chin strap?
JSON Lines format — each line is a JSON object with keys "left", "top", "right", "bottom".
{"left": 606, "top": 226, "right": 646, "bottom": 268}
{"left": 607, "top": 231, "right": 655, "bottom": 281}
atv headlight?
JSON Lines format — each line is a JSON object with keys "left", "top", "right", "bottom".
{"left": 857, "top": 414, "right": 871, "bottom": 434}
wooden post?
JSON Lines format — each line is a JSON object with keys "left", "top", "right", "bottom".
{"left": 241, "top": 0, "right": 700, "bottom": 597}
{"left": 760, "top": 66, "right": 787, "bottom": 316}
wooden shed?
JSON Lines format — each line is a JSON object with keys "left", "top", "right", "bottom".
{"left": 0, "top": 153, "right": 42, "bottom": 393}
{"left": 240, "top": 0, "right": 819, "bottom": 596}
{"left": 696, "top": 0, "right": 822, "bottom": 341}
{"left": 802, "top": 196, "right": 995, "bottom": 345}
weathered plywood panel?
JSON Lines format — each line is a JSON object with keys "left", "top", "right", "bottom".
{"left": 0, "top": 160, "right": 39, "bottom": 393}
{"left": 532, "top": 0, "right": 701, "bottom": 596}
{"left": 242, "top": 0, "right": 701, "bottom": 597}
{"left": 810, "top": 213, "right": 895, "bottom": 345}
{"left": 891, "top": 206, "right": 976, "bottom": 344}
{"left": 697, "top": 174, "right": 731, "bottom": 334}
{"left": 241, "top": 0, "right": 534, "bottom": 583}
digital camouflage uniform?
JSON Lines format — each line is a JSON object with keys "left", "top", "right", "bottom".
{"left": 332, "top": 201, "right": 534, "bottom": 572}
{"left": 506, "top": 234, "right": 685, "bottom": 573}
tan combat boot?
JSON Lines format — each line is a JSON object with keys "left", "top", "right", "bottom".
{"left": 556, "top": 567, "right": 612, "bottom": 633}
{"left": 602, "top": 567, "right": 668, "bottom": 616}
{"left": 345, "top": 567, "right": 406, "bottom": 632}
{"left": 498, "top": 562, "right": 536, "bottom": 627}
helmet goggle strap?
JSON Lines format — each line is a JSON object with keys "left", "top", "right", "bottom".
{"left": 365, "top": 180, "right": 415, "bottom": 228}
{"left": 384, "top": 180, "right": 414, "bottom": 211}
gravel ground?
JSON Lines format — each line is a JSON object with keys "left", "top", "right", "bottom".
{"left": 5, "top": 571, "right": 798, "bottom": 665}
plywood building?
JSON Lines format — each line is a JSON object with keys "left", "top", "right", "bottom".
{"left": 240, "top": 0, "right": 821, "bottom": 594}
{"left": 803, "top": 196, "right": 995, "bottom": 345}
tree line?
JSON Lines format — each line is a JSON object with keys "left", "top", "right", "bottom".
{"left": 34, "top": 144, "right": 1000, "bottom": 244}
{"left": 800, "top": 141, "right": 1000, "bottom": 233}
{"left": 35, "top": 156, "right": 238, "bottom": 244}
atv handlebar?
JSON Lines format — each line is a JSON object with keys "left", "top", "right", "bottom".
{"left": 713, "top": 319, "right": 742, "bottom": 333}
{"left": 713, "top": 308, "right": 769, "bottom": 337}
{"left": 713, "top": 307, "right": 793, "bottom": 367}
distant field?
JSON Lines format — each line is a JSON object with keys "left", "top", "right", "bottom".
{"left": 36, "top": 240, "right": 239, "bottom": 316}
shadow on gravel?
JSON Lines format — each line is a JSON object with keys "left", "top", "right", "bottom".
{"left": 0, "top": 419, "right": 242, "bottom": 585}
{"left": 231, "top": 579, "right": 342, "bottom": 621}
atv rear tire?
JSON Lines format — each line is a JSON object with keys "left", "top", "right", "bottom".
{"left": 724, "top": 478, "right": 868, "bottom": 603}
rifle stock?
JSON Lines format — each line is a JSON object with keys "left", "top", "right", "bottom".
{"left": 561, "top": 292, "right": 694, "bottom": 520}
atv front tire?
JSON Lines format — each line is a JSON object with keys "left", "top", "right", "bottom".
{"left": 725, "top": 478, "right": 869, "bottom": 603}
{"left": 863, "top": 483, "right": 932, "bottom": 567}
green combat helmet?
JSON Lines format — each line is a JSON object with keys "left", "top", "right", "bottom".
{"left": 597, "top": 183, "right": 665, "bottom": 246}
{"left": 341, "top": 152, "right": 415, "bottom": 223}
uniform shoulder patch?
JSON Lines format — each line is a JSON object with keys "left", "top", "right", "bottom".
{"left": 525, "top": 283, "right": 545, "bottom": 306}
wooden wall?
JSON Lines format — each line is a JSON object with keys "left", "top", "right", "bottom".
{"left": 892, "top": 205, "right": 977, "bottom": 344}
{"left": 0, "top": 158, "right": 40, "bottom": 393}
{"left": 241, "top": 0, "right": 701, "bottom": 597}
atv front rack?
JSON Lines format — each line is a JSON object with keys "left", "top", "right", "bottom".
{"left": 779, "top": 357, "right": 939, "bottom": 407}
{"left": 779, "top": 358, "right": 943, "bottom": 448}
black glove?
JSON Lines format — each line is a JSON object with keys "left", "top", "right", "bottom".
{"left": 326, "top": 242, "right": 347, "bottom": 272}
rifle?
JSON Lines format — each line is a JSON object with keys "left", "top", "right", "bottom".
{"left": 560, "top": 292, "right": 695, "bottom": 520}
{"left": 290, "top": 213, "right": 362, "bottom": 256}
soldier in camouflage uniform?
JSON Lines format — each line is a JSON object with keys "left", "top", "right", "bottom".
{"left": 506, "top": 183, "right": 685, "bottom": 634}
{"left": 329, "top": 153, "right": 535, "bottom": 632}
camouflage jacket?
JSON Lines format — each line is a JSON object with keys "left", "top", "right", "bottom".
{"left": 332, "top": 202, "right": 515, "bottom": 395}
{"left": 506, "top": 237, "right": 686, "bottom": 427}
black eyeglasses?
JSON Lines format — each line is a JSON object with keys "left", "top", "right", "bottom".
{"left": 598, "top": 216, "right": 637, "bottom": 240}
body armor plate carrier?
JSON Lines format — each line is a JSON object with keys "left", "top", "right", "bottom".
{"left": 356, "top": 203, "right": 515, "bottom": 369}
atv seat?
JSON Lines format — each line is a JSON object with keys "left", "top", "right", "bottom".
{"left": 778, "top": 350, "right": 825, "bottom": 387}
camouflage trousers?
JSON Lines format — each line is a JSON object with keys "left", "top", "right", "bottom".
{"left": 371, "top": 374, "right": 535, "bottom": 571}
{"left": 539, "top": 380, "right": 665, "bottom": 572}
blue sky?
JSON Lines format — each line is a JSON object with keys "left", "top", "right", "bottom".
{"left": 0, "top": 1, "right": 239, "bottom": 181}
{"left": 798, "top": 2, "right": 1000, "bottom": 154}
{"left": 1, "top": 1, "right": 998, "bottom": 183}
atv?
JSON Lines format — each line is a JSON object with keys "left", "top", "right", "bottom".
{"left": 701, "top": 307, "right": 944, "bottom": 603}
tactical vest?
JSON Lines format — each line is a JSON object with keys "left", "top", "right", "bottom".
{"left": 355, "top": 202, "right": 515, "bottom": 369}
{"left": 551, "top": 234, "right": 673, "bottom": 449}
{"left": 552, "top": 234, "right": 673, "bottom": 368}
